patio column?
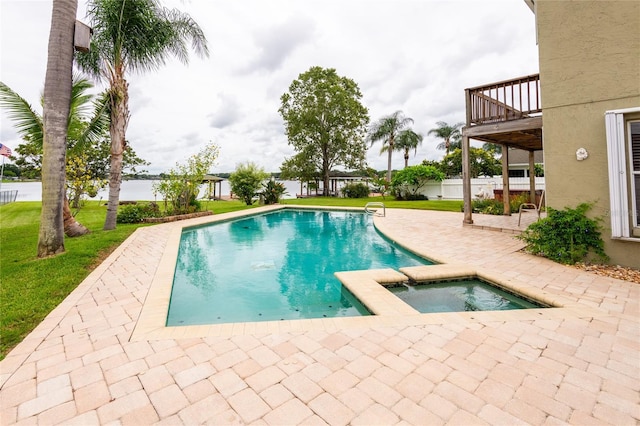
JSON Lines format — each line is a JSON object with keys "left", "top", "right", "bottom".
{"left": 502, "top": 145, "right": 511, "bottom": 215}
{"left": 462, "top": 133, "right": 473, "bottom": 224}
{"left": 529, "top": 150, "right": 536, "bottom": 204}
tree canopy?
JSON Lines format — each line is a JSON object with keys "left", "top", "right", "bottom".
{"left": 439, "top": 147, "right": 502, "bottom": 178}
{"left": 279, "top": 66, "right": 369, "bottom": 196}
{"left": 368, "top": 110, "right": 414, "bottom": 182}
{"left": 428, "top": 121, "right": 463, "bottom": 156}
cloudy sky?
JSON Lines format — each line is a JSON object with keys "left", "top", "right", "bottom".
{"left": 1, "top": 0, "right": 539, "bottom": 174}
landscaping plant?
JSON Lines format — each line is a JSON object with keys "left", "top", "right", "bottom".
{"left": 342, "top": 182, "right": 370, "bottom": 198}
{"left": 518, "top": 202, "right": 608, "bottom": 264}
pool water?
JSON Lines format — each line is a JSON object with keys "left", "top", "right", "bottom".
{"left": 388, "top": 279, "right": 546, "bottom": 313}
{"left": 167, "top": 209, "right": 430, "bottom": 325}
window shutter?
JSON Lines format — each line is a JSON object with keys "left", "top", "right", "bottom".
{"left": 605, "top": 111, "right": 628, "bottom": 237}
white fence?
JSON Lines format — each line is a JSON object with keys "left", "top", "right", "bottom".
{"left": 420, "top": 177, "right": 545, "bottom": 200}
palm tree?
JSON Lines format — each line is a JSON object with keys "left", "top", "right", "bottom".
{"left": 0, "top": 76, "right": 110, "bottom": 238}
{"left": 39, "top": 0, "right": 78, "bottom": 257}
{"left": 368, "top": 111, "right": 414, "bottom": 182}
{"left": 76, "top": 0, "right": 209, "bottom": 230}
{"left": 394, "top": 129, "right": 423, "bottom": 168}
{"left": 428, "top": 121, "right": 464, "bottom": 156}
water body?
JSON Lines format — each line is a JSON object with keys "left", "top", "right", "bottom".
{"left": 0, "top": 179, "right": 303, "bottom": 202}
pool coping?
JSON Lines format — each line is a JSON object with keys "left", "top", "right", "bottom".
{"left": 130, "top": 205, "right": 605, "bottom": 342}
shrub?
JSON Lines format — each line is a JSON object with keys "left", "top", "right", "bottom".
{"left": 229, "top": 162, "right": 269, "bottom": 205}
{"left": 262, "top": 180, "right": 287, "bottom": 204}
{"left": 342, "top": 182, "right": 370, "bottom": 198}
{"left": 518, "top": 203, "right": 608, "bottom": 264}
{"left": 391, "top": 165, "right": 444, "bottom": 200}
{"left": 116, "top": 203, "right": 160, "bottom": 224}
{"left": 471, "top": 194, "right": 532, "bottom": 215}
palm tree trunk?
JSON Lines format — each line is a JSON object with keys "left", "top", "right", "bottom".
{"left": 64, "top": 195, "right": 90, "bottom": 237}
{"left": 38, "top": 0, "right": 78, "bottom": 257}
{"left": 404, "top": 149, "right": 409, "bottom": 168}
{"left": 103, "top": 72, "right": 130, "bottom": 230}
{"left": 386, "top": 140, "right": 394, "bottom": 182}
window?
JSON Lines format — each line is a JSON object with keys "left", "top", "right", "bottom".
{"left": 605, "top": 108, "right": 640, "bottom": 238}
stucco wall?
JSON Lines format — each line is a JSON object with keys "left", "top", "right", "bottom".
{"left": 536, "top": 0, "right": 640, "bottom": 267}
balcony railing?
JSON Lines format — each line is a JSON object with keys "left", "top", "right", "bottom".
{"left": 465, "top": 74, "right": 541, "bottom": 125}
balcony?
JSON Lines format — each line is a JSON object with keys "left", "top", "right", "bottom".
{"left": 463, "top": 74, "right": 543, "bottom": 151}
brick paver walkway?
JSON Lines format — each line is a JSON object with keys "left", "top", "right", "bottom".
{"left": 1, "top": 208, "right": 638, "bottom": 425}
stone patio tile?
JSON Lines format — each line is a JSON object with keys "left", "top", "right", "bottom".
{"left": 289, "top": 335, "right": 323, "bottom": 353}
{"left": 310, "top": 348, "right": 348, "bottom": 371}
{"left": 380, "top": 335, "right": 412, "bottom": 355}
{"left": 344, "top": 355, "right": 381, "bottom": 379}
{"left": 96, "top": 389, "right": 151, "bottom": 424}
{"left": 210, "top": 348, "right": 249, "bottom": 370}
{"left": 414, "top": 359, "right": 451, "bottom": 383}
{"left": 176, "top": 393, "right": 230, "bottom": 424}
{"left": 568, "top": 409, "right": 607, "bottom": 425}
{"left": 122, "top": 340, "right": 154, "bottom": 361}
{"left": 119, "top": 404, "right": 160, "bottom": 426}
{"left": 0, "top": 379, "right": 36, "bottom": 408}
{"left": 487, "top": 362, "right": 526, "bottom": 388}
{"left": 69, "top": 362, "right": 104, "bottom": 390}
{"left": 601, "top": 379, "right": 640, "bottom": 404}
{"left": 394, "top": 372, "right": 434, "bottom": 403}
{"left": 319, "top": 369, "right": 359, "bottom": 394}
{"left": 246, "top": 365, "right": 286, "bottom": 393}
{"left": 232, "top": 358, "right": 262, "bottom": 379}
{"left": 350, "top": 402, "right": 399, "bottom": 425}
{"left": 62, "top": 410, "right": 100, "bottom": 425}
{"left": 434, "top": 381, "right": 484, "bottom": 414}
{"left": 248, "top": 346, "right": 282, "bottom": 368}
{"left": 349, "top": 337, "right": 385, "bottom": 358}
{"left": 210, "top": 369, "right": 247, "bottom": 398}
{"left": 109, "top": 376, "right": 143, "bottom": 399}
{"left": 334, "top": 345, "right": 362, "bottom": 362}
{"left": 263, "top": 398, "right": 314, "bottom": 425}
{"left": 308, "top": 393, "right": 355, "bottom": 426}
{"left": 597, "top": 390, "right": 640, "bottom": 419}
{"left": 372, "top": 365, "right": 404, "bottom": 387}
{"left": 182, "top": 378, "right": 217, "bottom": 404}
{"left": 174, "top": 362, "right": 215, "bottom": 389}
{"left": 588, "top": 363, "right": 640, "bottom": 391}
{"left": 338, "top": 387, "right": 374, "bottom": 413}
{"left": 35, "top": 401, "right": 77, "bottom": 425}
{"left": 301, "top": 362, "right": 332, "bottom": 382}
{"left": 478, "top": 404, "right": 526, "bottom": 425}
{"left": 164, "top": 355, "right": 195, "bottom": 376}
{"left": 281, "top": 372, "right": 323, "bottom": 403}
{"left": 448, "top": 409, "right": 490, "bottom": 425}
{"left": 514, "top": 386, "right": 571, "bottom": 421}
{"left": 103, "top": 359, "right": 147, "bottom": 385}
{"left": 75, "top": 380, "right": 111, "bottom": 413}
{"left": 277, "top": 353, "right": 313, "bottom": 375}
{"left": 319, "top": 333, "right": 350, "bottom": 351}
{"left": 356, "top": 376, "right": 402, "bottom": 407}
{"left": 138, "top": 365, "right": 174, "bottom": 394}
{"left": 149, "top": 383, "right": 189, "bottom": 418}
{"left": 260, "top": 383, "right": 294, "bottom": 409}
{"left": 474, "top": 377, "right": 516, "bottom": 408}
{"left": 411, "top": 340, "right": 450, "bottom": 362}
{"left": 393, "top": 397, "right": 443, "bottom": 425}
{"left": 376, "top": 352, "right": 415, "bottom": 375}
{"left": 227, "top": 388, "right": 270, "bottom": 423}
{"left": 593, "top": 402, "right": 639, "bottom": 425}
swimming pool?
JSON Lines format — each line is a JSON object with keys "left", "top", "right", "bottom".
{"left": 166, "top": 209, "right": 430, "bottom": 325}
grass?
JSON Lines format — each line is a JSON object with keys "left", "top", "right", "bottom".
{"left": 0, "top": 196, "right": 461, "bottom": 360}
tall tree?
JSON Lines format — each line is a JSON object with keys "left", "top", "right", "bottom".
{"left": 39, "top": 0, "right": 78, "bottom": 257}
{"left": 76, "top": 0, "right": 209, "bottom": 230}
{"left": 428, "top": 121, "right": 464, "bottom": 156}
{"left": 279, "top": 66, "right": 369, "bottom": 196}
{"left": 368, "top": 111, "right": 413, "bottom": 182}
{"left": 394, "top": 129, "right": 423, "bottom": 168}
{"left": 0, "top": 76, "right": 112, "bottom": 235}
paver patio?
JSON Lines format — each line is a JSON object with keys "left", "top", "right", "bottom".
{"left": 1, "top": 207, "right": 638, "bottom": 425}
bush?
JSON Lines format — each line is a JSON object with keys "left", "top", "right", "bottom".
{"left": 518, "top": 203, "right": 608, "bottom": 264}
{"left": 391, "top": 165, "right": 444, "bottom": 200}
{"left": 342, "top": 182, "right": 370, "bottom": 198}
{"left": 229, "top": 162, "right": 269, "bottom": 205}
{"left": 471, "top": 194, "right": 531, "bottom": 215}
{"left": 116, "top": 203, "right": 160, "bottom": 224}
{"left": 262, "top": 180, "right": 287, "bottom": 204}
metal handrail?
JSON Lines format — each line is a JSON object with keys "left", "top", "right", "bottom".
{"left": 364, "top": 202, "right": 385, "bottom": 217}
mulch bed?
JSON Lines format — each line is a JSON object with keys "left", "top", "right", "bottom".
{"left": 573, "top": 263, "right": 640, "bottom": 284}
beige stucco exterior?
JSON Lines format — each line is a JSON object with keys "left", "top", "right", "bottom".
{"left": 536, "top": 0, "right": 640, "bottom": 267}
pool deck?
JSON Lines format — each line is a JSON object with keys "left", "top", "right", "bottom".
{"left": 1, "top": 207, "right": 638, "bottom": 425}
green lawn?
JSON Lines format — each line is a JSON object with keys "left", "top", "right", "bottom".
{"left": 0, "top": 197, "right": 461, "bottom": 360}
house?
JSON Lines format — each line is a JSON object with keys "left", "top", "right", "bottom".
{"left": 461, "top": 0, "right": 640, "bottom": 268}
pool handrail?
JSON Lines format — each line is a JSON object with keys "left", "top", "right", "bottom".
{"left": 364, "top": 202, "right": 385, "bottom": 217}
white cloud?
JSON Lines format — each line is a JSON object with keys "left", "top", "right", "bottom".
{"left": 0, "top": 0, "right": 539, "bottom": 174}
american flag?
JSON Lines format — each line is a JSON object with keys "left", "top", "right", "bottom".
{"left": 0, "top": 143, "right": 12, "bottom": 158}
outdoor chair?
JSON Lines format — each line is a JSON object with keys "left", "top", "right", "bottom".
{"left": 518, "top": 189, "right": 545, "bottom": 226}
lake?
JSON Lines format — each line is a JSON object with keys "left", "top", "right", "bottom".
{"left": 0, "top": 179, "right": 305, "bottom": 202}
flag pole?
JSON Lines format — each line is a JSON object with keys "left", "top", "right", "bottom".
{"left": 0, "top": 155, "right": 5, "bottom": 192}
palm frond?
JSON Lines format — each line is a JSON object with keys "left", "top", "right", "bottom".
{"left": 77, "top": 90, "right": 110, "bottom": 146}
{"left": 0, "top": 81, "right": 44, "bottom": 146}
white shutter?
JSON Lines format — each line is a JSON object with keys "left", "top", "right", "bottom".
{"left": 605, "top": 111, "right": 629, "bottom": 237}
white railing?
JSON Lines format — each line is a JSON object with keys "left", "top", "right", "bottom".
{"left": 364, "top": 202, "right": 385, "bottom": 217}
